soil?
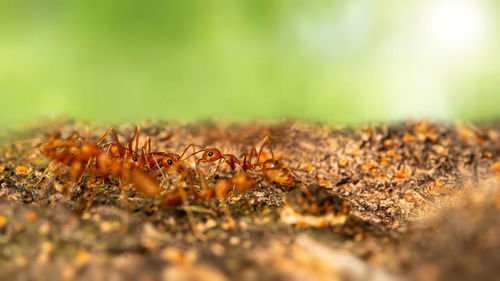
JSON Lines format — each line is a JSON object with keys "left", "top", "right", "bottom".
{"left": 1, "top": 120, "right": 500, "bottom": 281}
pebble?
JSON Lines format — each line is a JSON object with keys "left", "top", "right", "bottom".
{"left": 210, "top": 243, "right": 226, "bottom": 256}
{"left": 229, "top": 236, "right": 240, "bottom": 245}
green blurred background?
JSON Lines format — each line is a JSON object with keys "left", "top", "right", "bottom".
{"left": 1, "top": 0, "right": 499, "bottom": 129}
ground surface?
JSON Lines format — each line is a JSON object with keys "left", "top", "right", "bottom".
{"left": 1, "top": 120, "right": 500, "bottom": 281}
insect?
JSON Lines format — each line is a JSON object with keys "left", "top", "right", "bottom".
{"left": 39, "top": 133, "right": 99, "bottom": 180}
{"left": 39, "top": 130, "right": 164, "bottom": 197}
{"left": 188, "top": 172, "right": 255, "bottom": 202}
{"left": 96, "top": 126, "right": 190, "bottom": 178}
{"left": 93, "top": 150, "right": 163, "bottom": 196}
{"left": 188, "top": 147, "right": 241, "bottom": 175}
{"left": 96, "top": 126, "right": 147, "bottom": 169}
{"left": 240, "top": 136, "right": 308, "bottom": 188}
{"left": 93, "top": 126, "right": 203, "bottom": 197}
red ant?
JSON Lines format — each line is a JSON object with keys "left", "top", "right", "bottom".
{"left": 96, "top": 126, "right": 181, "bottom": 176}
{"left": 93, "top": 126, "right": 204, "bottom": 203}
{"left": 187, "top": 146, "right": 241, "bottom": 176}
{"left": 39, "top": 129, "right": 164, "bottom": 197}
{"left": 240, "top": 136, "right": 308, "bottom": 188}
{"left": 39, "top": 133, "right": 99, "bottom": 180}
{"left": 160, "top": 170, "right": 255, "bottom": 231}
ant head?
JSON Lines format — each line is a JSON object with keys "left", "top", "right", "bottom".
{"left": 126, "top": 153, "right": 142, "bottom": 168}
{"left": 201, "top": 148, "right": 222, "bottom": 162}
{"left": 160, "top": 154, "right": 180, "bottom": 169}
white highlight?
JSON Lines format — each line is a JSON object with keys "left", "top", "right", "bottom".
{"left": 423, "top": 0, "right": 487, "bottom": 55}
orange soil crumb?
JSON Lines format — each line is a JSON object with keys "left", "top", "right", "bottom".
{"left": 492, "top": 162, "right": 500, "bottom": 173}
{"left": 0, "top": 216, "right": 6, "bottom": 226}
{"left": 26, "top": 212, "right": 37, "bottom": 222}
{"left": 16, "top": 166, "right": 29, "bottom": 174}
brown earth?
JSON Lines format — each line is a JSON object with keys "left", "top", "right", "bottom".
{"left": 1, "top": 120, "right": 500, "bottom": 281}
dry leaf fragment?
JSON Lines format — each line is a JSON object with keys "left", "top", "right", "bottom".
{"left": 433, "top": 145, "right": 447, "bottom": 156}
{"left": 361, "top": 163, "right": 377, "bottom": 172}
{"left": 403, "top": 133, "right": 414, "bottom": 143}
{"left": 298, "top": 163, "right": 314, "bottom": 172}
{"left": 318, "top": 180, "right": 332, "bottom": 187}
{"left": 387, "top": 150, "right": 401, "bottom": 159}
{"left": 380, "top": 158, "right": 390, "bottom": 166}
{"left": 339, "top": 159, "right": 349, "bottom": 166}
{"left": 384, "top": 139, "right": 397, "bottom": 148}
{"left": 395, "top": 172, "right": 408, "bottom": 180}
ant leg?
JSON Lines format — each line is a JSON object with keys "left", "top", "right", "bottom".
{"left": 209, "top": 175, "right": 237, "bottom": 231}
{"left": 287, "top": 167, "right": 311, "bottom": 196}
{"left": 86, "top": 181, "right": 100, "bottom": 209}
{"left": 209, "top": 156, "right": 237, "bottom": 176}
{"left": 119, "top": 184, "right": 131, "bottom": 210}
{"left": 32, "top": 161, "right": 54, "bottom": 189}
{"left": 105, "top": 143, "right": 112, "bottom": 154}
{"left": 169, "top": 161, "right": 201, "bottom": 236}
{"left": 76, "top": 158, "right": 93, "bottom": 184}
{"left": 97, "top": 128, "right": 116, "bottom": 145}
{"left": 151, "top": 154, "right": 168, "bottom": 184}
{"left": 118, "top": 183, "right": 132, "bottom": 234}
{"left": 143, "top": 137, "right": 152, "bottom": 155}
{"left": 248, "top": 146, "right": 258, "bottom": 164}
{"left": 133, "top": 125, "right": 141, "bottom": 154}
{"left": 196, "top": 167, "right": 210, "bottom": 198}
{"left": 179, "top": 143, "right": 204, "bottom": 160}
{"left": 287, "top": 167, "right": 308, "bottom": 187}
{"left": 97, "top": 128, "right": 126, "bottom": 156}
{"left": 124, "top": 143, "right": 132, "bottom": 160}
{"left": 86, "top": 126, "right": 91, "bottom": 141}
{"left": 247, "top": 146, "right": 262, "bottom": 168}
{"left": 125, "top": 125, "right": 140, "bottom": 155}
{"left": 208, "top": 159, "right": 225, "bottom": 176}
{"left": 177, "top": 187, "right": 200, "bottom": 236}
{"left": 257, "top": 136, "right": 275, "bottom": 162}
{"left": 141, "top": 147, "right": 156, "bottom": 173}
{"left": 237, "top": 154, "right": 249, "bottom": 175}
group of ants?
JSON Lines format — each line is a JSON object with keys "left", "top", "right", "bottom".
{"left": 37, "top": 126, "right": 310, "bottom": 231}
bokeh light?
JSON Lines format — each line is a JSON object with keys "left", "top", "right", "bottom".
{"left": 0, "top": 0, "right": 499, "bottom": 129}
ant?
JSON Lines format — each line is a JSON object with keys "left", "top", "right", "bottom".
{"left": 187, "top": 146, "right": 241, "bottom": 176}
{"left": 93, "top": 126, "right": 203, "bottom": 200}
{"left": 160, "top": 170, "right": 255, "bottom": 230}
{"left": 189, "top": 172, "right": 255, "bottom": 202}
{"left": 39, "top": 129, "right": 164, "bottom": 199}
{"left": 241, "top": 136, "right": 308, "bottom": 188}
{"left": 96, "top": 126, "right": 148, "bottom": 169}
{"left": 39, "top": 133, "right": 99, "bottom": 180}
{"left": 99, "top": 127, "right": 199, "bottom": 176}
